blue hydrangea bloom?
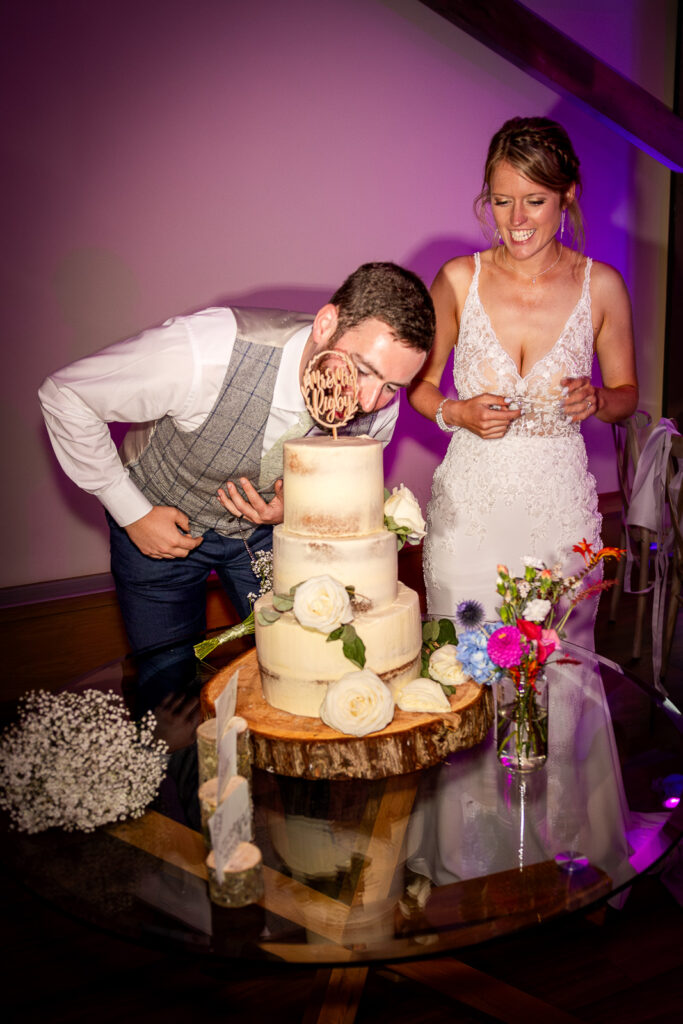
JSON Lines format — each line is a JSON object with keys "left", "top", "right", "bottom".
{"left": 456, "top": 622, "right": 504, "bottom": 685}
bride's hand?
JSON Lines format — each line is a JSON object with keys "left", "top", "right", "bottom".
{"left": 561, "top": 376, "right": 600, "bottom": 422}
{"left": 454, "top": 394, "right": 521, "bottom": 439}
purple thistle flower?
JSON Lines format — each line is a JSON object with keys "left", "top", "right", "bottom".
{"left": 456, "top": 600, "right": 486, "bottom": 631}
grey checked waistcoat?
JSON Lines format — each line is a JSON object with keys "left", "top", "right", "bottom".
{"left": 126, "top": 307, "right": 383, "bottom": 538}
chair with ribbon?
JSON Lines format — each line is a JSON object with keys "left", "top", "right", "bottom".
{"left": 623, "top": 417, "right": 681, "bottom": 689}
{"left": 661, "top": 434, "right": 683, "bottom": 681}
{"left": 608, "top": 410, "right": 652, "bottom": 659}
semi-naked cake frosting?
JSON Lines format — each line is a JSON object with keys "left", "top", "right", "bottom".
{"left": 254, "top": 436, "right": 422, "bottom": 718}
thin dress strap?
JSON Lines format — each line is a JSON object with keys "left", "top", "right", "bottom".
{"left": 581, "top": 257, "right": 592, "bottom": 300}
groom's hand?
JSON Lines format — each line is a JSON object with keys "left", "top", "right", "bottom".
{"left": 218, "top": 478, "right": 284, "bottom": 525}
{"left": 125, "top": 506, "right": 204, "bottom": 559}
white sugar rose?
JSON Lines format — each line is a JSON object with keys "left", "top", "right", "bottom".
{"left": 395, "top": 678, "right": 451, "bottom": 713}
{"left": 293, "top": 575, "right": 353, "bottom": 633}
{"left": 428, "top": 644, "right": 468, "bottom": 687}
{"left": 320, "top": 670, "right": 395, "bottom": 736}
{"left": 523, "top": 598, "right": 552, "bottom": 622}
{"left": 384, "top": 484, "right": 426, "bottom": 544}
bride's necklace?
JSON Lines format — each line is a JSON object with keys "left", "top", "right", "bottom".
{"left": 502, "top": 245, "right": 562, "bottom": 284}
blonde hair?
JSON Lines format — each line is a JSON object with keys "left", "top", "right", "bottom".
{"left": 475, "top": 117, "right": 585, "bottom": 251}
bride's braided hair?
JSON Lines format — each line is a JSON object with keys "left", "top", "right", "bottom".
{"left": 475, "top": 116, "right": 585, "bottom": 251}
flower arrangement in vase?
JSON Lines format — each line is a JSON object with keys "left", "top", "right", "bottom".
{"left": 423, "top": 540, "right": 624, "bottom": 772}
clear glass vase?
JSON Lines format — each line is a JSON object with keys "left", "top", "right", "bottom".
{"left": 495, "top": 668, "right": 548, "bottom": 773}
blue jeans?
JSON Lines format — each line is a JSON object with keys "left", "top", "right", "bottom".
{"left": 107, "top": 514, "right": 273, "bottom": 703}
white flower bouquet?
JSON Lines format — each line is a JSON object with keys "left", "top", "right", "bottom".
{"left": 0, "top": 689, "right": 169, "bottom": 833}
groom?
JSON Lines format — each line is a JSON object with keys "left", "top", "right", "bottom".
{"left": 39, "top": 262, "right": 435, "bottom": 693}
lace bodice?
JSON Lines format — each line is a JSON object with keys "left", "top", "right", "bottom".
{"left": 423, "top": 250, "right": 601, "bottom": 582}
{"left": 455, "top": 252, "right": 594, "bottom": 437}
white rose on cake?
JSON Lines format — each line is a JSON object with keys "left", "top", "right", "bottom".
{"left": 320, "top": 669, "right": 395, "bottom": 736}
{"left": 395, "top": 678, "right": 451, "bottom": 713}
{"left": 384, "top": 484, "right": 426, "bottom": 546}
{"left": 292, "top": 575, "right": 353, "bottom": 633}
{"left": 428, "top": 644, "right": 468, "bottom": 687}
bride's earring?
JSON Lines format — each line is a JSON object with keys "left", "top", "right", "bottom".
{"left": 494, "top": 228, "right": 503, "bottom": 245}
{"left": 560, "top": 209, "right": 566, "bottom": 241}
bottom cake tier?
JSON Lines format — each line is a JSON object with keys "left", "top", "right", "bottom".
{"left": 254, "top": 582, "right": 422, "bottom": 718}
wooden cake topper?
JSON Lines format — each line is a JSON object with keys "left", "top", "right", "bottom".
{"left": 302, "top": 350, "right": 359, "bottom": 437}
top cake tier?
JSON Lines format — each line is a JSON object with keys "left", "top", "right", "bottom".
{"left": 283, "top": 436, "right": 384, "bottom": 537}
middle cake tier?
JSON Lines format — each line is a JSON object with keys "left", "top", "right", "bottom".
{"left": 271, "top": 526, "right": 399, "bottom": 609}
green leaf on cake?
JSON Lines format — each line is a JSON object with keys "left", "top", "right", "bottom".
{"left": 272, "top": 593, "right": 294, "bottom": 612}
{"left": 326, "top": 624, "right": 366, "bottom": 669}
{"left": 383, "top": 513, "right": 409, "bottom": 551}
{"left": 419, "top": 617, "right": 457, "bottom": 677}
{"left": 436, "top": 618, "right": 457, "bottom": 646}
{"left": 257, "top": 608, "right": 281, "bottom": 626}
{"left": 422, "top": 620, "right": 440, "bottom": 643}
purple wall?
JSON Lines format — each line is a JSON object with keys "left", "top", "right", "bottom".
{"left": 2, "top": 0, "right": 675, "bottom": 588}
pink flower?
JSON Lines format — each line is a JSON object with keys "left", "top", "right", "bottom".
{"left": 517, "top": 619, "right": 541, "bottom": 641}
{"left": 516, "top": 619, "right": 561, "bottom": 664}
{"left": 487, "top": 626, "right": 524, "bottom": 668}
{"left": 539, "top": 628, "right": 561, "bottom": 663}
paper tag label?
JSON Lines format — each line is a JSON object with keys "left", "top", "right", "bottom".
{"left": 215, "top": 668, "right": 238, "bottom": 740}
{"left": 217, "top": 724, "right": 238, "bottom": 801}
{"left": 208, "top": 777, "right": 251, "bottom": 884}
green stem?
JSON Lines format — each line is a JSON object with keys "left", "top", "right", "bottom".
{"left": 193, "top": 610, "right": 255, "bottom": 661}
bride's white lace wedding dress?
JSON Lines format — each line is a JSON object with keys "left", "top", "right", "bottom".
{"left": 424, "top": 251, "right": 601, "bottom": 647}
{"left": 408, "top": 252, "right": 636, "bottom": 892}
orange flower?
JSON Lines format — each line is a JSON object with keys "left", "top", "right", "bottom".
{"left": 594, "top": 546, "right": 625, "bottom": 562}
{"left": 572, "top": 539, "right": 594, "bottom": 562}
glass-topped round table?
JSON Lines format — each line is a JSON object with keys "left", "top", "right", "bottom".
{"left": 1, "top": 641, "right": 681, "bottom": 1017}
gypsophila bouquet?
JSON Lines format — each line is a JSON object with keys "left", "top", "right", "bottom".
{"left": 194, "top": 548, "right": 273, "bottom": 661}
{"left": 0, "top": 689, "right": 169, "bottom": 834}
{"left": 246, "top": 548, "right": 274, "bottom": 604}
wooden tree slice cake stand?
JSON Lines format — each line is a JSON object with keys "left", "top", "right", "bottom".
{"left": 200, "top": 648, "right": 493, "bottom": 780}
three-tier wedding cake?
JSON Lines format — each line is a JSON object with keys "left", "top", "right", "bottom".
{"left": 254, "top": 436, "right": 422, "bottom": 718}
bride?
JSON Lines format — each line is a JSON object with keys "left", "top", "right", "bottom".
{"left": 406, "top": 117, "right": 640, "bottom": 889}
{"left": 408, "top": 116, "right": 638, "bottom": 649}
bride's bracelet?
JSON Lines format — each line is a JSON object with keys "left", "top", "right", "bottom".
{"left": 435, "top": 398, "right": 459, "bottom": 433}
